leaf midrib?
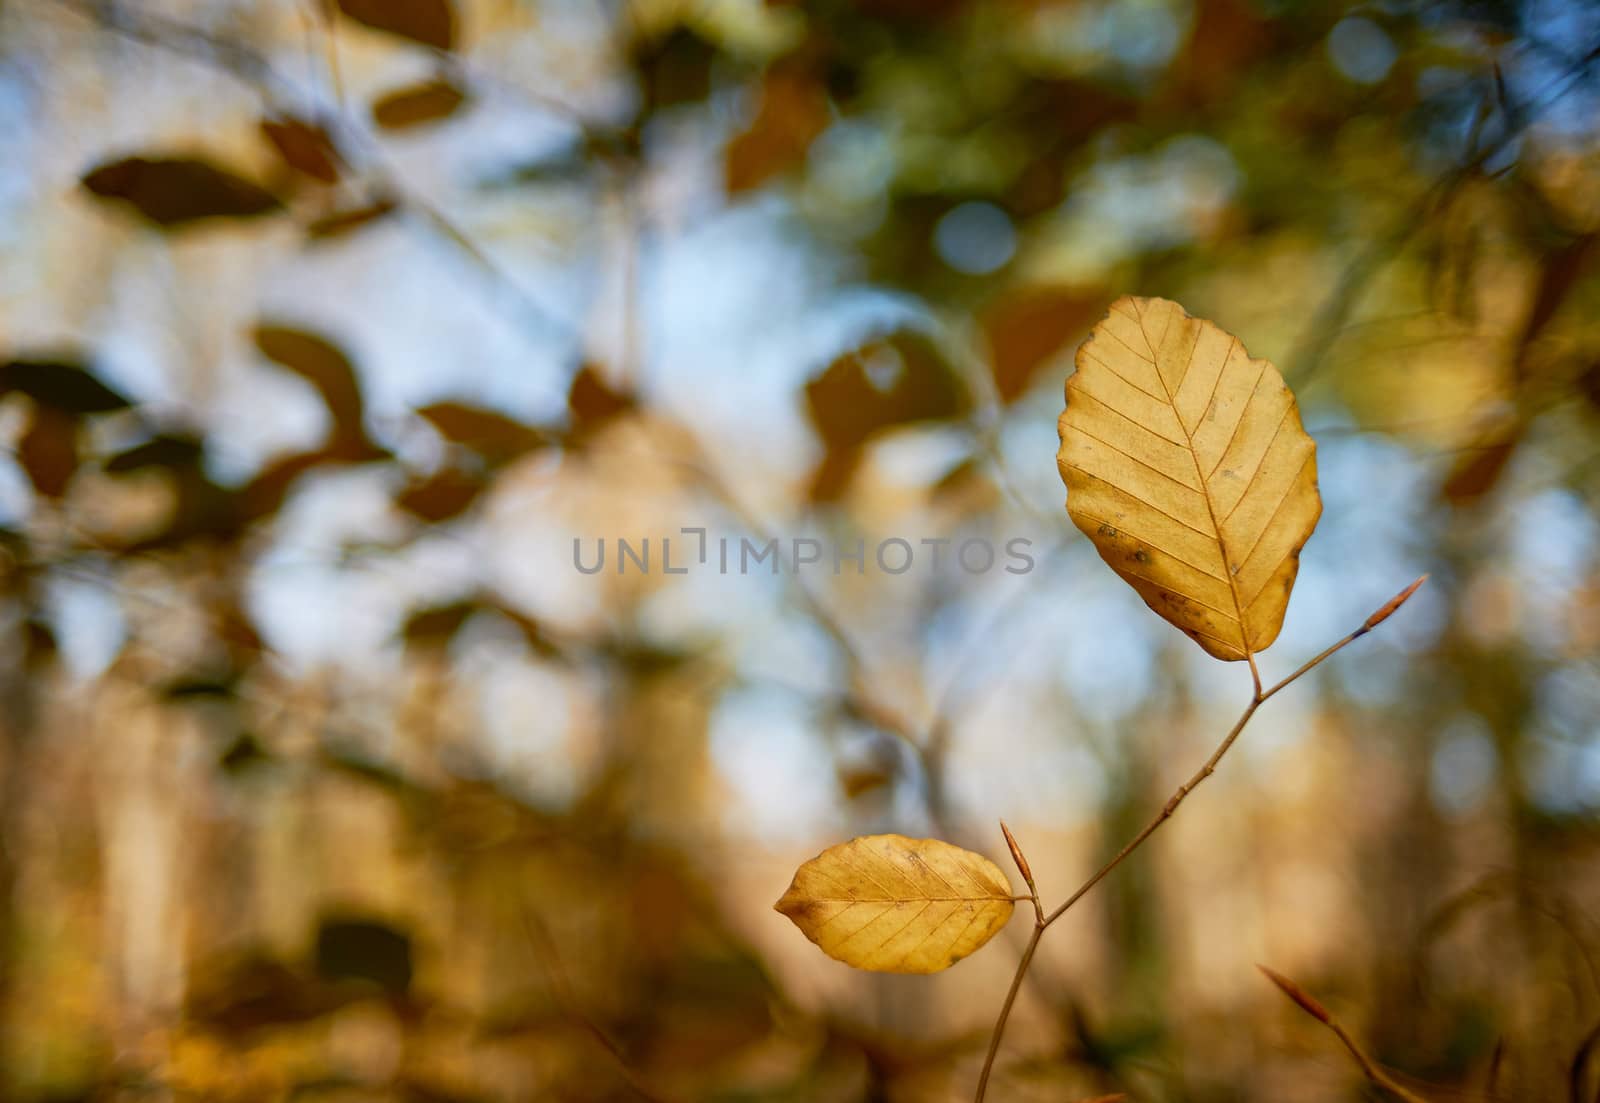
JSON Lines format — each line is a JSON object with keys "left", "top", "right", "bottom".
{"left": 799, "top": 894, "right": 1011, "bottom": 904}
{"left": 1127, "top": 299, "right": 1253, "bottom": 653}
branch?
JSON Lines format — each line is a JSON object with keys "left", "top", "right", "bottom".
{"left": 973, "top": 576, "right": 1428, "bottom": 1103}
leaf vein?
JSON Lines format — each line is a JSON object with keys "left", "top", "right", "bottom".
{"left": 1063, "top": 469, "right": 1216, "bottom": 544}
{"left": 1067, "top": 386, "right": 1188, "bottom": 447}
{"left": 1078, "top": 348, "right": 1166, "bottom": 403}
{"left": 1064, "top": 428, "right": 1203, "bottom": 495}
{"left": 1108, "top": 560, "right": 1240, "bottom": 618}
{"left": 857, "top": 899, "right": 937, "bottom": 962}
{"left": 1070, "top": 509, "right": 1229, "bottom": 583}
{"left": 1206, "top": 356, "right": 1270, "bottom": 482}
{"left": 1236, "top": 451, "right": 1316, "bottom": 608}
{"left": 1220, "top": 402, "right": 1294, "bottom": 525}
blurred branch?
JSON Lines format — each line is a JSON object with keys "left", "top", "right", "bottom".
{"left": 1257, "top": 965, "right": 1433, "bottom": 1103}
{"left": 920, "top": 534, "right": 1076, "bottom": 817}
{"left": 947, "top": 332, "right": 1062, "bottom": 531}
{"left": 1572, "top": 1020, "right": 1600, "bottom": 1103}
{"left": 42, "top": 0, "right": 578, "bottom": 348}
{"left": 669, "top": 435, "right": 944, "bottom": 792}
{"left": 1288, "top": 37, "right": 1600, "bottom": 387}
{"left": 518, "top": 901, "right": 677, "bottom": 1103}
{"left": 1413, "top": 870, "right": 1600, "bottom": 1005}
{"left": 48, "top": 0, "right": 287, "bottom": 92}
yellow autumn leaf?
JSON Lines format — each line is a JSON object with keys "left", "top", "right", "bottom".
{"left": 1057, "top": 297, "right": 1321, "bottom": 661}
{"left": 774, "top": 834, "right": 1015, "bottom": 974}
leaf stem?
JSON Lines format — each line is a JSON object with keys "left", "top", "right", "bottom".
{"left": 972, "top": 576, "right": 1428, "bottom": 1102}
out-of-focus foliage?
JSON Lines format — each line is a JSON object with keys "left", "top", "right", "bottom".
{"left": 1, "top": 0, "right": 1599, "bottom": 1100}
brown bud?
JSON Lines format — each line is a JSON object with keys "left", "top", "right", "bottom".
{"left": 1000, "top": 820, "right": 1034, "bottom": 890}
{"left": 1257, "top": 964, "right": 1332, "bottom": 1024}
{"left": 1364, "top": 574, "right": 1428, "bottom": 630}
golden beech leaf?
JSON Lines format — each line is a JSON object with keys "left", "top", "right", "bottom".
{"left": 1057, "top": 297, "right": 1321, "bottom": 661}
{"left": 774, "top": 834, "right": 1014, "bottom": 974}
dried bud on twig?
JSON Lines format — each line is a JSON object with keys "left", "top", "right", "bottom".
{"left": 1364, "top": 575, "right": 1428, "bottom": 631}
{"left": 1000, "top": 820, "right": 1034, "bottom": 890}
{"left": 1257, "top": 964, "right": 1332, "bottom": 1024}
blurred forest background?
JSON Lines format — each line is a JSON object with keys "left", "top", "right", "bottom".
{"left": 1, "top": 0, "right": 1599, "bottom": 1099}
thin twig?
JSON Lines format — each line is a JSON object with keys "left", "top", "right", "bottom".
{"left": 1288, "top": 39, "right": 1600, "bottom": 387}
{"left": 518, "top": 897, "right": 677, "bottom": 1103}
{"left": 672, "top": 435, "right": 934, "bottom": 765}
{"left": 972, "top": 576, "right": 1428, "bottom": 1103}
{"left": 1257, "top": 964, "right": 1432, "bottom": 1103}
{"left": 47, "top": 0, "right": 578, "bottom": 347}
{"left": 302, "top": 0, "right": 344, "bottom": 110}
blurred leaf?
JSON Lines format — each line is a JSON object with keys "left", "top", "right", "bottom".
{"left": 982, "top": 287, "right": 1108, "bottom": 403}
{"left": 1579, "top": 360, "right": 1600, "bottom": 410}
{"left": 775, "top": 834, "right": 1014, "bottom": 973}
{"left": 632, "top": 26, "right": 718, "bottom": 113}
{"left": 854, "top": 0, "right": 967, "bottom": 18}
{"left": 568, "top": 363, "right": 635, "bottom": 438}
{"left": 395, "top": 466, "right": 485, "bottom": 522}
{"left": 417, "top": 402, "right": 550, "bottom": 465}
{"left": 260, "top": 115, "right": 343, "bottom": 183}
{"left": 1165, "top": 0, "right": 1276, "bottom": 106}
{"left": 23, "top": 618, "right": 58, "bottom": 671}
{"left": 607, "top": 637, "right": 698, "bottom": 678}
{"left": 307, "top": 196, "right": 401, "bottom": 240}
{"left": 1512, "top": 232, "right": 1596, "bottom": 381}
{"left": 1058, "top": 297, "right": 1321, "bottom": 661}
{"left": 805, "top": 331, "right": 969, "bottom": 449}
{"left": 315, "top": 916, "right": 413, "bottom": 996}
{"left": 186, "top": 950, "right": 332, "bottom": 1036}
{"left": 17, "top": 407, "right": 79, "bottom": 499}
{"left": 492, "top": 603, "right": 561, "bottom": 659}
{"left": 337, "top": 0, "right": 455, "bottom": 50}
{"left": 81, "top": 155, "right": 281, "bottom": 228}
{"left": 101, "top": 434, "right": 258, "bottom": 550}
{"left": 162, "top": 674, "right": 237, "bottom": 700}
{"left": 402, "top": 600, "right": 476, "bottom": 648}
{"left": 240, "top": 450, "right": 334, "bottom": 521}
{"left": 1443, "top": 429, "right": 1522, "bottom": 507}
{"left": 402, "top": 596, "right": 559, "bottom": 658}
{"left": 726, "top": 62, "right": 830, "bottom": 194}
{"left": 372, "top": 77, "right": 471, "bottom": 130}
{"left": 0, "top": 357, "right": 131, "bottom": 413}
{"left": 803, "top": 330, "right": 969, "bottom": 501}
{"left": 105, "top": 433, "right": 205, "bottom": 473}
{"left": 837, "top": 761, "right": 894, "bottom": 800}
{"left": 400, "top": 1080, "right": 495, "bottom": 1103}
{"left": 218, "top": 732, "right": 272, "bottom": 774}
{"left": 251, "top": 323, "right": 376, "bottom": 458}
